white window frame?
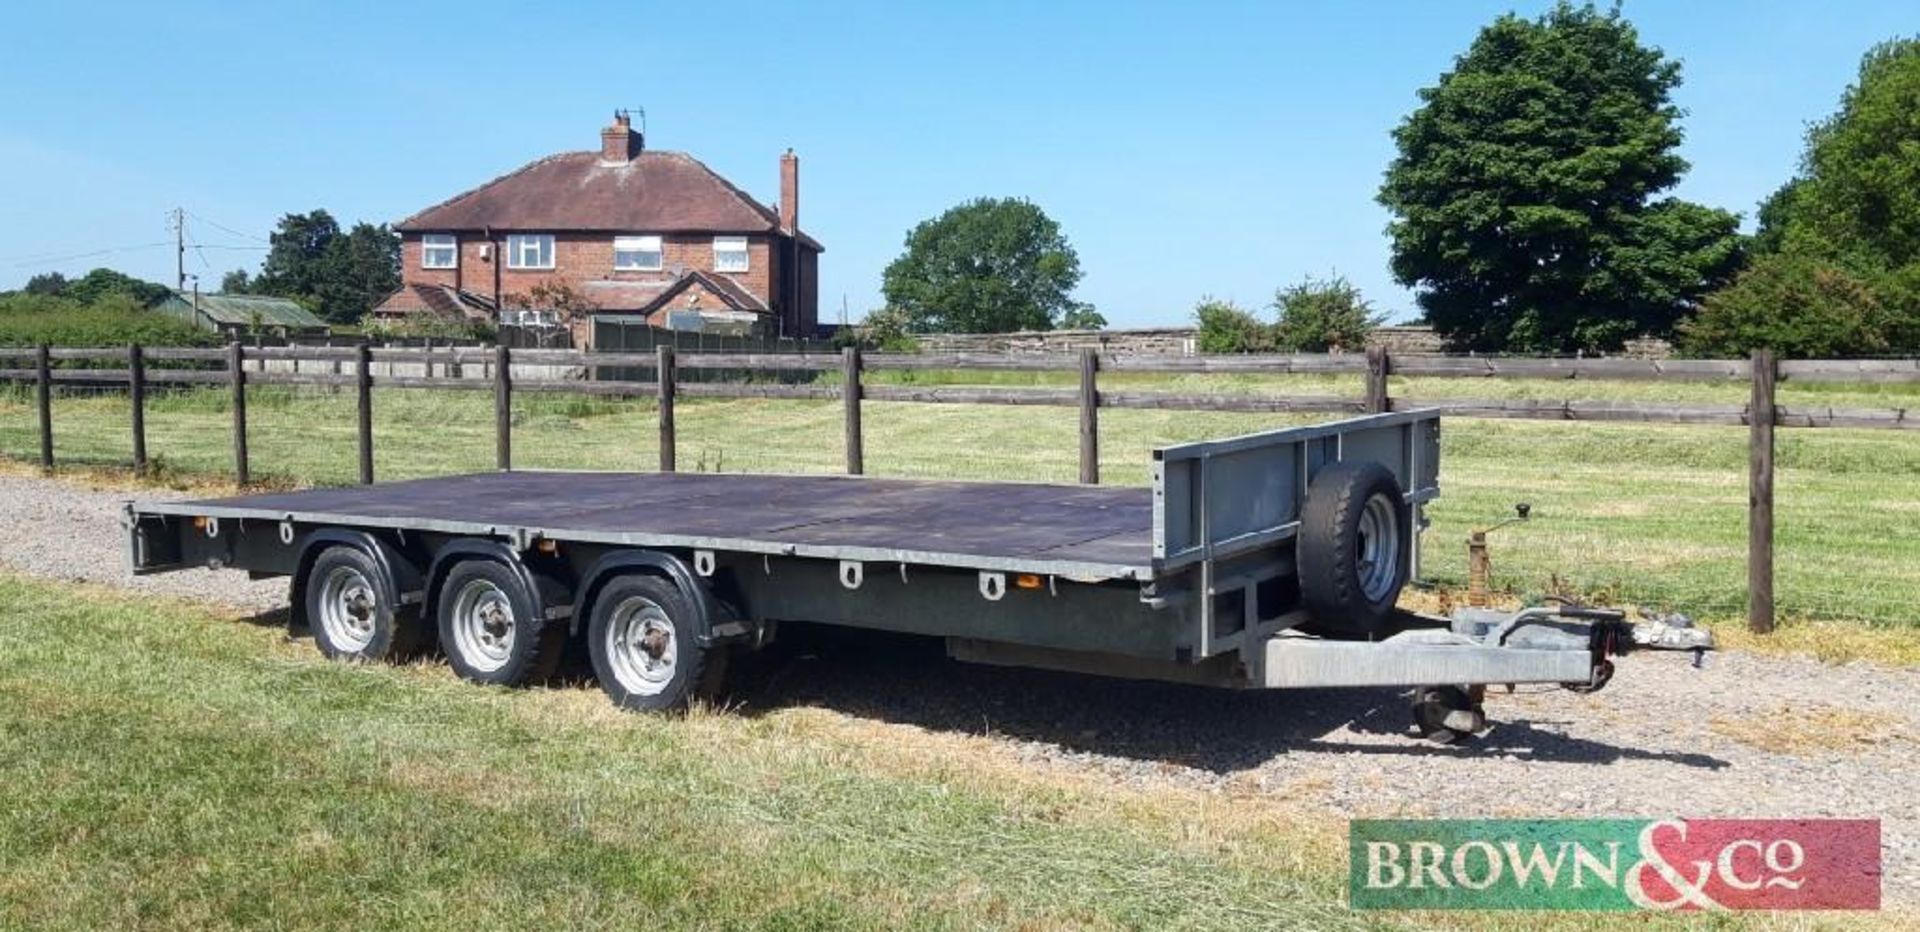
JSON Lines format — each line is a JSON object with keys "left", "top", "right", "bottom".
{"left": 712, "top": 235, "right": 749, "bottom": 273}
{"left": 613, "top": 235, "right": 664, "bottom": 271}
{"left": 502, "top": 309, "right": 560, "bottom": 328}
{"left": 506, "top": 234, "right": 555, "bottom": 270}
{"left": 420, "top": 233, "right": 458, "bottom": 270}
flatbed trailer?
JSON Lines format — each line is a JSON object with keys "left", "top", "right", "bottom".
{"left": 127, "top": 410, "right": 1665, "bottom": 738}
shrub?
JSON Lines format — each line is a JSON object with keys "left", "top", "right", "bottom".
{"left": 1192, "top": 298, "right": 1273, "bottom": 354}
{"left": 360, "top": 312, "right": 496, "bottom": 342}
{"left": 1271, "top": 275, "right": 1383, "bottom": 351}
{"left": 1058, "top": 305, "right": 1108, "bottom": 330}
{"left": 0, "top": 293, "right": 216, "bottom": 347}
{"left": 1679, "top": 253, "right": 1901, "bottom": 357}
{"left": 833, "top": 307, "right": 919, "bottom": 352}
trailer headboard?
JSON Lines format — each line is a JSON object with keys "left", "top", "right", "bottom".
{"left": 1150, "top": 410, "right": 1441, "bottom": 569}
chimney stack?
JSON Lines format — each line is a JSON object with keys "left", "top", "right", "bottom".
{"left": 601, "top": 110, "right": 642, "bottom": 163}
{"left": 779, "top": 148, "right": 798, "bottom": 233}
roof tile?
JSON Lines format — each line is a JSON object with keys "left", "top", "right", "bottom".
{"left": 396, "top": 150, "right": 820, "bottom": 250}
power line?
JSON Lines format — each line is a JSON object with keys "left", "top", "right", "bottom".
{"left": 6, "top": 242, "right": 173, "bottom": 269}
{"left": 183, "top": 209, "right": 269, "bottom": 244}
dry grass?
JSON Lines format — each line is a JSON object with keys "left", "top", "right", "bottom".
{"left": 1709, "top": 703, "right": 1910, "bottom": 755}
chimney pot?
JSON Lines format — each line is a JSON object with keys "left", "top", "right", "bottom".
{"left": 779, "top": 148, "right": 799, "bottom": 234}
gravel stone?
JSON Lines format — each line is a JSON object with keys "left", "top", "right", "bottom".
{"left": 0, "top": 476, "right": 285, "bottom": 615}
{"left": 1, "top": 474, "right": 1913, "bottom": 903}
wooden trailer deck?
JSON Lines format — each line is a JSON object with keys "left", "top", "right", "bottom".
{"left": 140, "top": 471, "right": 1159, "bottom": 580}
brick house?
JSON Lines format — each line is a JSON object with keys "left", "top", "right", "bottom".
{"left": 373, "top": 112, "right": 822, "bottom": 344}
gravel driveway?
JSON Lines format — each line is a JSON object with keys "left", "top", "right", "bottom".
{"left": 3, "top": 473, "right": 1915, "bottom": 904}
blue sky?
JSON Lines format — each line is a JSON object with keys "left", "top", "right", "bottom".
{"left": 1, "top": 1, "right": 1913, "bottom": 325}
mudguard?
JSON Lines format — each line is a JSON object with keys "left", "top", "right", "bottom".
{"left": 424, "top": 539, "right": 568, "bottom": 623}
{"left": 575, "top": 550, "right": 732, "bottom": 645}
{"left": 288, "top": 529, "right": 424, "bottom": 629}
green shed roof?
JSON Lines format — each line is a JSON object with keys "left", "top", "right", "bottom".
{"left": 158, "top": 291, "right": 328, "bottom": 329}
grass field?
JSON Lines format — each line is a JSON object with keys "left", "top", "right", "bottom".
{"left": 0, "top": 573, "right": 1353, "bottom": 929}
{"left": 0, "top": 572, "right": 1900, "bottom": 930}
{"left": 4, "top": 377, "right": 1919, "bottom": 635}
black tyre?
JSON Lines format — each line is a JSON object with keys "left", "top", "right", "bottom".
{"left": 436, "top": 559, "right": 566, "bottom": 686}
{"left": 306, "top": 545, "right": 428, "bottom": 662}
{"left": 1297, "top": 461, "right": 1408, "bottom": 637}
{"left": 587, "top": 574, "right": 728, "bottom": 712}
{"left": 1412, "top": 685, "right": 1485, "bottom": 744}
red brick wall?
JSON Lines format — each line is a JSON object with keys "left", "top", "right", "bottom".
{"left": 399, "top": 232, "right": 774, "bottom": 311}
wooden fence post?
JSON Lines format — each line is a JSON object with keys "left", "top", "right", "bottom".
{"left": 1079, "top": 347, "right": 1100, "bottom": 485}
{"left": 1748, "top": 349, "right": 1776, "bottom": 634}
{"left": 229, "top": 341, "right": 249, "bottom": 487}
{"left": 129, "top": 344, "right": 147, "bottom": 476}
{"left": 657, "top": 345, "right": 676, "bottom": 472}
{"left": 35, "top": 344, "right": 52, "bottom": 470}
{"left": 1365, "top": 346, "right": 1390, "bottom": 413}
{"left": 357, "top": 343, "right": 374, "bottom": 484}
{"left": 843, "top": 346, "right": 863, "bottom": 475}
{"left": 494, "top": 343, "right": 512, "bottom": 471}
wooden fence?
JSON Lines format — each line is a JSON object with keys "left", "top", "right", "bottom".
{"left": 6, "top": 343, "right": 1920, "bottom": 632}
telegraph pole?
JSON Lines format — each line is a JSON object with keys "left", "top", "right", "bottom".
{"left": 170, "top": 207, "right": 186, "bottom": 291}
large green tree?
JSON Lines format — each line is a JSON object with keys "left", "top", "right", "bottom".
{"left": 1685, "top": 38, "right": 1920, "bottom": 356}
{"left": 250, "top": 210, "right": 400, "bottom": 323}
{"left": 881, "top": 197, "right": 1083, "bottom": 333}
{"left": 62, "top": 268, "right": 171, "bottom": 306}
{"left": 315, "top": 223, "right": 403, "bottom": 325}
{"left": 255, "top": 209, "right": 340, "bottom": 299}
{"left": 22, "top": 272, "right": 69, "bottom": 297}
{"left": 1768, "top": 38, "right": 1920, "bottom": 268}
{"left": 1378, "top": 2, "right": 1743, "bottom": 353}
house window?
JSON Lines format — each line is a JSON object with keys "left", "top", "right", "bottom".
{"left": 507, "top": 234, "right": 554, "bottom": 270}
{"left": 501, "top": 309, "right": 560, "bottom": 327}
{"left": 421, "top": 234, "right": 457, "bottom": 269}
{"left": 713, "top": 236, "right": 749, "bottom": 273}
{"left": 614, "top": 235, "right": 663, "bottom": 271}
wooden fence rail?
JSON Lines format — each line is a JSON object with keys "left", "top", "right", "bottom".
{"left": 12, "top": 342, "right": 1920, "bottom": 632}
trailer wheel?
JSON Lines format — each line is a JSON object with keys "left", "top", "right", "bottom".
{"left": 307, "top": 546, "right": 426, "bottom": 662}
{"left": 1412, "top": 685, "right": 1486, "bottom": 744}
{"left": 437, "top": 560, "right": 566, "bottom": 686}
{"left": 1298, "top": 461, "right": 1407, "bottom": 637}
{"left": 587, "top": 574, "right": 727, "bottom": 712}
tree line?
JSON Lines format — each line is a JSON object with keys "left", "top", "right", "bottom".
{"left": 221, "top": 209, "right": 401, "bottom": 326}
{"left": 1379, "top": 3, "right": 1920, "bottom": 358}
{"left": 871, "top": 3, "right": 1920, "bottom": 359}
{"left": 12, "top": 4, "right": 1918, "bottom": 358}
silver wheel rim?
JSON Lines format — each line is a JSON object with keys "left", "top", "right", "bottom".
{"left": 604, "top": 596, "right": 677, "bottom": 696}
{"left": 317, "top": 565, "right": 379, "bottom": 652}
{"left": 1355, "top": 493, "right": 1402, "bottom": 603}
{"left": 450, "top": 578, "right": 516, "bottom": 673}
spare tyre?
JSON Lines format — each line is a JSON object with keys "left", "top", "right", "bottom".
{"left": 1297, "top": 461, "right": 1408, "bottom": 637}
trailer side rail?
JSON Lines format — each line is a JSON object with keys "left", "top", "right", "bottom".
{"left": 128, "top": 498, "right": 1153, "bottom": 583}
